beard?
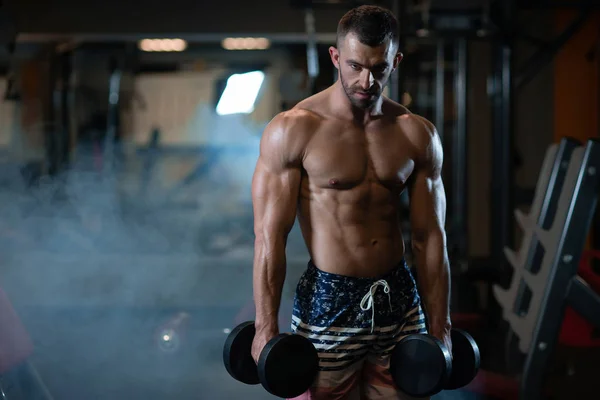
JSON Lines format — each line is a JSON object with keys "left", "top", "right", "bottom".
{"left": 340, "top": 69, "right": 383, "bottom": 110}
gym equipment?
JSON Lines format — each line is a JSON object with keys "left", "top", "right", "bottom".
{"left": 223, "top": 321, "right": 319, "bottom": 398}
{"left": 495, "top": 138, "right": 580, "bottom": 353}
{"left": 494, "top": 138, "right": 600, "bottom": 400}
{"left": 390, "top": 329, "right": 480, "bottom": 397}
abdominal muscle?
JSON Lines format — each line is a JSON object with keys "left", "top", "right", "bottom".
{"left": 296, "top": 184, "right": 406, "bottom": 278}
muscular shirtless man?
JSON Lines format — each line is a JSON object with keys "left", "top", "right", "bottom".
{"left": 250, "top": 5, "right": 451, "bottom": 399}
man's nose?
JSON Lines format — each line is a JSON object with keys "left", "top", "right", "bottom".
{"left": 359, "top": 70, "right": 374, "bottom": 90}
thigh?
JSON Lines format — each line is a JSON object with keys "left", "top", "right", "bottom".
{"left": 391, "top": 304, "right": 427, "bottom": 342}
{"left": 288, "top": 358, "right": 364, "bottom": 400}
{"left": 362, "top": 304, "right": 429, "bottom": 400}
{"left": 290, "top": 269, "right": 373, "bottom": 399}
{"left": 361, "top": 356, "right": 430, "bottom": 400}
{"left": 373, "top": 304, "right": 428, "bottom": 357}
{"left": 291, "top": 315, "right": 371, "bottom": 400}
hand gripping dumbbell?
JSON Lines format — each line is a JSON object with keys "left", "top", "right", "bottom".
{"left": 223, "top": 321, "right": 319, "bottom": 398}
{"left": 390, "top": 329, "right": 481, "bottom": 397}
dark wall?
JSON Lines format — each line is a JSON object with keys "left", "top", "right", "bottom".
{"left": 466, "top": 10, "right": 556, "bottom": 258}
{"left": 467, "top": 39, "right": 492, "bottom": 257}
{"left": 513, "top": 10, "right": 556, "bottom": 196}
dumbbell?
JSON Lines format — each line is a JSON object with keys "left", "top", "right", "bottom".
{"left": 390, "top": 329, "right": 480, "bottom": 397}
{"left": 223, "top": 321, "right": 319, "bottom": 398}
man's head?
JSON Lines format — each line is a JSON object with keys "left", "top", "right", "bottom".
{"left": 329, "top": 5, "right": 402, "bottom": 109}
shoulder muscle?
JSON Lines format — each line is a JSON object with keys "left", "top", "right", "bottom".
{"left": 258, "top": 109, "right": 317, "bottom": 172}
{"left": 400, "top": 114, "right": 443, "bottom": 176}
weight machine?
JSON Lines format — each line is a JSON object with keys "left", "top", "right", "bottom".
{"left": 494, "top": 138, "right": 600, "bottom": 399}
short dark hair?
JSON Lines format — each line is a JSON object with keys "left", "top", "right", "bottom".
{"left": 336, "top": 5, "right": 399, "bottom": 49}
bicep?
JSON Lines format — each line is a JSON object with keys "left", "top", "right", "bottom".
{"left": 408, "top": 129, "right": 446, "bottom": 239}
{"left": 408, "top": 170, "right": 446, "bottom": 239}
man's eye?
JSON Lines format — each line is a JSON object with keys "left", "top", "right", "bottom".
{"left": 350, "top": 64, "right": 360, "bottom": 70}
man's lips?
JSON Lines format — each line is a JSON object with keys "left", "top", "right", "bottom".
{"left": 354, "top": 92, "right": 374, "bottom": 99}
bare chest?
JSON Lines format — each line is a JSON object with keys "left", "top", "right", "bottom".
{"left": 303, "top": 123, "right": 415, "bottom": 191}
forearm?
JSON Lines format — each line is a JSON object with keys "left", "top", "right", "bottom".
{"left": 253, "top": 235, "right": 287, "bottom": 333}
{"left": 412, "top": 230, "right": 451, "bottom": 336}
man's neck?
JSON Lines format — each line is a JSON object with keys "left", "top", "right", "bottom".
{"left": 330, "top": 80, "right": 384, "bottom": 125}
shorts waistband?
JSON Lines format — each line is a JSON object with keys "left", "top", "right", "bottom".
{"left": 306, "top": 259, "right": 408, "bottom": 286}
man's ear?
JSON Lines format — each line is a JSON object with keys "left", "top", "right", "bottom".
{"left": 329, "top": 46, "right": 340, "bottom": 69}
{"left": 393, "top": 52, "right": 404, "bottom": 70}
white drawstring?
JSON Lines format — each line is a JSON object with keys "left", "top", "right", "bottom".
{"left": 360, "top": 279, "right": 393, "bottom": 333}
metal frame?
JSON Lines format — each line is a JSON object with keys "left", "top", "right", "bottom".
{"left": 58, "top": 51, "right": 72, "bottom": 171}
{"left": 490, "top": 5, "right": 515, "bottom": 284}
{"left": 304, "top": 7, "right": 319, "bottom": 94}
{"left": 452, "top": 37, "right": 468, "bottom": 263}
{"left": 520, "top": 139, "right": 600, "bottom": 399}
{"left": 524, "top": 138, "right": 580, "bottom": 273}
{"left": 511, "top": 138, "right": 580, "bottom": 318}
{"left": 102, "top": 56, "right": 121, "bottom": 173}
{"left": 16, "top": 32, "right": 340, "bottom": 45}
{"left": 44, "top": 48, "right": 73, "bottom": 177}
{"left": 387, "top": 0, "right": 402, "bottom": 103}
{"left": 565, "top": 276, "right": 600, "bottom": 330}
{"left": 434, "top": 39, "right": 445, "bottom": 141}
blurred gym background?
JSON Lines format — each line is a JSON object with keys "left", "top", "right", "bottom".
{"left": 0, "top": 0, "right": 599, "bottom": 399}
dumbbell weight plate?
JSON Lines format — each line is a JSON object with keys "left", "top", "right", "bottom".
{"left": 223, "top": 321, "right": 260, "bottom": 385}
{"left": 445, "top": 329, "right": 481, "bottom": 390}
{"left": 390, "top": 334, "right": 452, "bottom": 398}
{"left": 258, "top": 333, "right": 319, "bottom": 398}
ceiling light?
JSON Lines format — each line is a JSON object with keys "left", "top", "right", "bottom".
{"left": 138, "top": 38, "right": 188, "bottom": 52}
{"left": 221, "top": 37, "right": 270, "bottom": 51}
